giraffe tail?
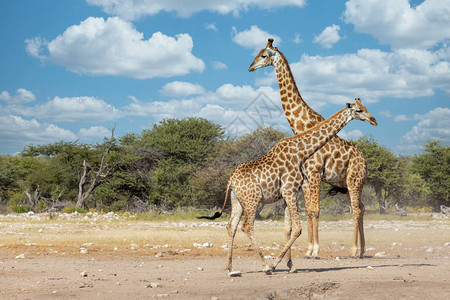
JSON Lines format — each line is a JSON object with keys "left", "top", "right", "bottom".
{"left": 197, "top": 177, "right": 232, "bottom": 220}
{"left": 328, "top": 185, "right": 348, "bottom": 196}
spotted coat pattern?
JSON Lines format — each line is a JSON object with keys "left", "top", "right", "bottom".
{"left": 224, "top": 100, "right": 377, "bottom": 273}
{"left": 248, "top": 39, "right": 377, "bottom": 265}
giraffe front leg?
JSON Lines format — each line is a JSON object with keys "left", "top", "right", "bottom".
{"left": 272, "top": 191, "right": 302, "bottom": 271}
{"left": 283, "top": 204, "right": 294, "bottom": 272}
{"left": 241, "top": 207, "right": 272, "bottom": 274}
{"left": 226, "top": 190, "right": 243, "bottom": 272}
{"left": 306, "top": 173, "right": 322, "bottom": 259}
{"left": 302, "top": 181, "right": 314, "bottom": 258}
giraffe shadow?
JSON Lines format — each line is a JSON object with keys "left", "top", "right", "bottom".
{"left": 245, "top": 263, "right": 436, "bottom": 275}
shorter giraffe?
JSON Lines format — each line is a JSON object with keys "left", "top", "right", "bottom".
{"left": 204, "top": 98, "right": 377, "bottom": 273}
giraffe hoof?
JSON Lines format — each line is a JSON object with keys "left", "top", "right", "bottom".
{"left": 304, "top": 255, "right": 312, "bottom": 259}
{"left": 263, "top": 264, "right": 275, "bottom": 274}
{"left": 287, "top": 259, "right": 293, "bottom": 270}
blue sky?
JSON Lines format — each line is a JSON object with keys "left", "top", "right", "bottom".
{"left": 1, "top": 0, "right": 449, "bottom": 155}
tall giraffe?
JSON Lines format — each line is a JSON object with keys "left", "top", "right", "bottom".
{"left": 204, "top": 99, "right": 377, "bottom": 273}
{"left": 249, "top": 39, "right": 371, "bottom": 261}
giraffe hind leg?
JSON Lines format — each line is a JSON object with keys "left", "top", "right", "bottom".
{"left": 272, "top": 191, "right": 302, "bottom": 271}
{"left": 226, "top": 189, "right": 243, "bottom": 272}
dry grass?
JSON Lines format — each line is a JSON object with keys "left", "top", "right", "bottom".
{"left": 1, "top": 212, "right": 449, "bottom": 260}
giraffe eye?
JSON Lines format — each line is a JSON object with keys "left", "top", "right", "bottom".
{"left": 261, "top": 55, "right": 267, "bottom": 58}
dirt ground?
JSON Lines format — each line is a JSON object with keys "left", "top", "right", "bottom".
{"left": 0, "top": 213, "right": 449, "bottom": 299}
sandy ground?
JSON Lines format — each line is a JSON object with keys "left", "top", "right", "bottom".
{"left": 0, "top": 213, "right": 449, "bottom": 299}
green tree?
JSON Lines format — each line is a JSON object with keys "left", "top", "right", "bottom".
{"left": 411, "top": 141, "right": 449, "bottom": 210}
{"left": 354, "top": 136, "right": 404, "bottom": 213}
{"left": 141, "top": 117, "right": 224, "bottom": 208}
{"left": 0, "top": 155, "right": 23, "bottom": 204}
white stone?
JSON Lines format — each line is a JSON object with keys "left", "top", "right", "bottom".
{"left": 228, "top": 271, "right": 242, "bottom": 277}
{"left": 197, "top": 267, "right": 204, "bottom": 271}
{"left": 366, "top": 266, "right": 374, "bottom": 270}
{"left": 375, "top": 252, "right": 387, "bottom": 258}
{"left": 15, "top": 254, "right": 26, "bottom": 259}
{"left": 80, "top": 271, "right": 88, "bottom": 277}
{"left": 80, "top": 248, "right": 88, "bottom": 254}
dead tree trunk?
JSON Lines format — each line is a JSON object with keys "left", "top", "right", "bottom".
{"left": 76, "top": 129, "right": 119, "bottom": 208}
{"left": 25, "top": 185, "right": 40, "bottom": 210}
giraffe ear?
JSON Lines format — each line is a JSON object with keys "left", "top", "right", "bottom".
{"left": 267, "top": 47, "right": 276, "bottom": 56}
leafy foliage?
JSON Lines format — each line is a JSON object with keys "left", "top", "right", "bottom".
{"left": 0, "top": 118, "right": 447, "bottom": 214}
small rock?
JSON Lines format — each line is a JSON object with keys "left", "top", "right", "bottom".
{"left": 366, "top": 266, "right": 374, "bottom": 270}
{"left": 444, "top": 242, "right": 450, "bottom": 247}
{"left": 202, "top": 242, "right": 213, "bottom": 248}
{"left": 335, "top": 257, "right": 340, "bottom": 260}
{"left": 426, "top": 247, "right": 434, "bottom": 253}
{"left": 228, "top": 271, "right": 242, "bottom": 277}
{"left": 80, "top": 248, "right": 88, "bottom": 254}
{"left": 211, "top": 297, "right": 219, "bottom": 300}
{"left": 83, "top": 243, "right": 93, "bottom": 247}
{"left": 155, "top": 252, "right": 163, "bottom": 258}
{"left": 147, "top": 282, "right": 161, "bottom": 288}
{"left": 366, "top": 247, "right": 376, "bottom": 251}
{"left": 156, "top": 294, "right": 169, "bottom": 298}
{"left": 80, "top": 271, "right": 88, "bottom": 277}
{"left": 375, "top": 252, "right": 387, "bottom": 258}
{"left": 197, "top": 267, "right": 204, "bottom": 271}
{"left": 15, "top": 254, "right": 26, "bottom": 259}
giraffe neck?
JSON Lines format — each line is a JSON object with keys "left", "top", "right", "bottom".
{"left": 273, "top": 52, "right": 325, "bottom": 134}
{"left": 292, "top": 107, "right": 351, "bottom": 160}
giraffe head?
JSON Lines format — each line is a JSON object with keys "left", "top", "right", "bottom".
{"left": 248, "top": 38, "right": 279, "bottom": 72}
{"left": 346, "top": 98, "right": 378, "bottom": 126}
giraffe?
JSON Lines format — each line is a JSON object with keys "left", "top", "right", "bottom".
{"left": 249, "top": 39, "right": 372, "bottom": 263}
{"left": 203, "top": 99, "right": 377, "bottom": 273}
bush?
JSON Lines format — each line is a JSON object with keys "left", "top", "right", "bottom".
{"left": 61, "top": 206, "right": 88, "bottom": 214}
{"left": 10, "top": 205, "right": 28, "bottom": 213}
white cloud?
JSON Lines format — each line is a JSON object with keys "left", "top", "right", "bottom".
{"left": 212, "top": 61, "right": 228, "bottom": 70}
{"left": 338, "top": 129, "right": 364, "bottom": 141}
{"left": 344, "top": 0, "right": 450, "bottom": 49}
{"left": 313, "top": 24, "right": 341, "bottom": 49}
{"left": 399, "top": 107, "right": 450, "bottom": 152}
{"left": 232, "top": 25, "right": 282, "bottom": 54}
{"left": 293, "top": 33, "right": 302, "bottom": 44}
{"left": 0, "top": 115, "right": 77, "bottom": 150}
{"left": 78, "top": 126, "right": 112, "bottom": 140}
{"left": 205, "top": 23, "right": 218, "bottom": 31}
{"left": 86, "top": 0, "right": 306, "bottom": 20}
{"left": 124, "top": 83, "right": 289, "bottom": 134}
{"left": 0, "top": 88, "right": 36, "bottom": 103}
{"left": 160, "top": 81, "right": 205, "bottom": 97}
{"left": 26, "top": 17, "right": 204, "bottom": 79}
{"left": 257, "top": 47, "right": 449, "bottom": 104}
{"left": 17, "top": 96, "right": 122, "bottom": 123}
{"left": 393, "top": 114, "right": 411, "bottom": 122}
